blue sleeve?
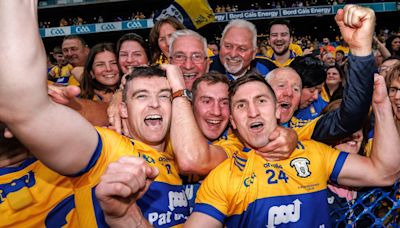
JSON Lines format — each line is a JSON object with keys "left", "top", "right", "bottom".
{"left": 330, "top": 152, "right": 349, "bottom": 183}
{"left": 193, "top": 203, "right": 227, "bottom": 224}
{"left": 312, "top": 54, "right": 375, "bottom": 145}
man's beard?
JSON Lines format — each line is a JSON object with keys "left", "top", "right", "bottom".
{"left": 223, "top": 56, "right": 244, "bottom": 74}
{"left": 272, "top": 44, "right": 289, "bottom": 56}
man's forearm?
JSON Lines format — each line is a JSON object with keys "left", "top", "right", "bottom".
{"left": 67, "top": 97, "right": 109, "bottom": 126}
{"left": 371, "top": 98, "right": 400, "bottom": 180}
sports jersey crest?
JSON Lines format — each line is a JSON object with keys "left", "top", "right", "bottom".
{"left": 290, "top": 158, "right": 311, "bottom": 178}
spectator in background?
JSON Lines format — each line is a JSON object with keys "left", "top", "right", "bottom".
{"left": 320, "top": 37, "right": 336, "bottom": 54}
{"left": 208, "top": 40, "right": 219, "bottom": 56}
{"left": 48, "top": 46, "right": 79, "bottom": 86}
{"left": 116, "top": 33, "right": 149, "bottom": 75}
{"left": 322, "top": 65, "right": 345, "bottom": 102}
{"left": 335, "top": 39, "right": 350, "bottom": 56}
{"left": 335, "top": 50, "right": 348, "bottom": 72}
{"left": 385, "top": 62, "right": 400, "bottom": 130}
{"left": 373, "top": 36, "right": 391, "bottom": 61}
{"left": 149, "top": 17, "right": 186, "bottom": 64}
{"left": 378, "top": 56, "right": 400, "bottom": 78}
{"left": 385, "top": 35, "right": 400, "bottom": 57}
{"left": 62, "top": 35, "right": 90, "bottom": 83}
{"left": 59, "top": 17, "right": 68, "bottom": 27}
{"left": 80, "top": 43, "right": 120, "bottom": 102}
{"left": 210, "top": 19, "right": 276, "bottom": 81}
{"left": 323, "top": 52, "right": 336, "bottom": 66}
{"left": 267, "top": 19, "right": 301, "bottom": 67}
{"left": 169, "top": 30, "right": 210, "bottom": 90}
{"left": 62, "top": 35, "right": 89, "bottom": 68}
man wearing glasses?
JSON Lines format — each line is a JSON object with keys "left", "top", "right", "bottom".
{"left": 168, "top": 29, "right": 210, "bottom": 91}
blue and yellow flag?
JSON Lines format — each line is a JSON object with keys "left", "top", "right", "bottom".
{"left": 154, "top": 0, "right": 215, "bottom": 29}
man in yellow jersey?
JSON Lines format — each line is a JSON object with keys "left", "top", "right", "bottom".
{"left": 0, "top": 123, "right": 79, "bottom": 227}
{"left": 0, "top": 1, "right": 189, "bottom": 227}
{"left": 185, "top": 67, "right": 399, "bottom": 227}
{"left": 266, "top": 19, "right": 301, "bottom": 67}
{"left": 61, "top": 35, "right": 89, "bottom": 83}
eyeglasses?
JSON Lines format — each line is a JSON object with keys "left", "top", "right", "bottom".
{"left": 170, "top": 53, "right": 207, "bottom": 64}
{"left": 388, "top": 87, "right": 400, "bottom": 96}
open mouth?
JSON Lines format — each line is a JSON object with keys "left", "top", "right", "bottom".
{"left": 126, "top": 65, "right": 135, "bottom": 70}
{"left": 250, "top": 122, "right": 264, "bottom": 129}
{"left": 144, "top": 114, "right": 162, "bottom": 126}
{"left": 279, "top": 102, "right": 291, "bottom": 110}
{"left": 183, "top": 73, "right": 197, "bottom": 79}
{"left": 346, "top": 140, "right": 357, "bottom": 146}
{"left": 206, "top": 119, "right": 222, "bottom": 125}
{"left": 104, "top": 74, "right": 117, "bottom": 78}
{"left": 226, "top": 57, "right": 242, "bottom": 64}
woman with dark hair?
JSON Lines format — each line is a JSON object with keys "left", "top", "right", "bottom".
{"left": 80, "top": 42, "right": 120, "bottom": 102}
{"left": 322, "top": 64, "right": 346, "bottom": 102}
{"left": 385, "top": 35, "right": 400, "bottom": 57}
{"left": 149, "top": 17, "right": 185, "bottom": 64}
{"left": 116, "top": 33, "right": 149, "bottom": 74}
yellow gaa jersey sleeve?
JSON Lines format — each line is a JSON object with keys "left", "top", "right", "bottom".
{"left": 70, "top": 127, "right": 190, "bottom": 228}
{"left": 212, "top": 130, "right": 243, "bottom": 159}
{"left": 194, "top": 140, "right": 349, "bottom": 227}
{"left": 0, "top": 158, "right": 78, "bottom": 228}
{"left": 291, "top": 116, "right": 321, "bottom": 140}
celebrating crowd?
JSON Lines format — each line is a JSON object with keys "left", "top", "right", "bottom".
{"left": 1, "top": 1, "right": 400, "bottom": 227}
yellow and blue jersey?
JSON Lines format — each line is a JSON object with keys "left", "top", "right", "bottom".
{"left": 293, "top": 95, "right": 329, "bottom": 124}
{"left": 212, "top": 129, "right": 243, "bottom": 159}
{"left": 72, "top": 127, "right": 190, "bottom": 227}
{"left": 0, "top": 158, "right": 78, "bottom": 227}
{"left": 194, "top": 140, "right": 348, "bottom": 227}
{"left": 48, "top": 64, "right": 80, "bottom": 86}
{"left": 181, "top": 129, "right": 244, "bottom": 212}
{"left": 364, "top": 128, "right": 374, "bottom": 157}
{"left": 266, "top": 49, "right": 298, "bottom": 68}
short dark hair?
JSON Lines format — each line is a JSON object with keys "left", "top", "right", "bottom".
{"left": 268, "top": 19, "right": 292, "bottom": 36}
{"left": 63, "top": 35, "right": 88, "bottom": 47}
{"left": 192, "top": 71, "right": 229, "bottom": 100}
{"left": 335, "top": 50, "right": 345, "bottom": 56}
{"left": 122, "top": 66, "right": 167, "bottom": 102}
{"left": 290, "top": 54, "right": 326, "bottom": 88}
{"left": 229, "top": 70, "right": 276, "bottom": 110}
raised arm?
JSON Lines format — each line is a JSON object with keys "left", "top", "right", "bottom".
{"left": 312, "top": 5, "right": 375, "bottom": 144}
{"left": 162, "top": 64, "right": 228, "bottom": 175}
{"left": 338, "top": 74, "right": 400, "bottom": 186}
{"left": 0, "top": 1, "right": 97, "bottom": 175}
{"left": 48, "top": 84, "right": 109, "bottom": 126}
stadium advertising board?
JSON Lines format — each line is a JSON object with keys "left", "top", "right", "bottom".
{"left": 39, "top": 2, "right": 397, "bottom": 38}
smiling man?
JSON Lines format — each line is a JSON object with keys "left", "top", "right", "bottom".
{"left": 210, "top": 19, "right": 276, "bottom": 81}
{"left": 169, "top": 29, "right": 210, "bottom": 90}
{"left": 185, "top": 68, "right": 400, "bottom": 227}
{"left": 0, "top": 2, "right": 190, "bottom": 226}
{"left": 266, "top": 19, "right": 300, "bottom": 67}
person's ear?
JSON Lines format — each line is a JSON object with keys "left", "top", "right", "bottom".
{"left": 120, "top": 102, "right": 128, "bottom": 118}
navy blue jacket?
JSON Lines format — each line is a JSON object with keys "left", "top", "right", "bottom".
{"left": 312, "top": 54, "right": 375, "bottom": 144}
